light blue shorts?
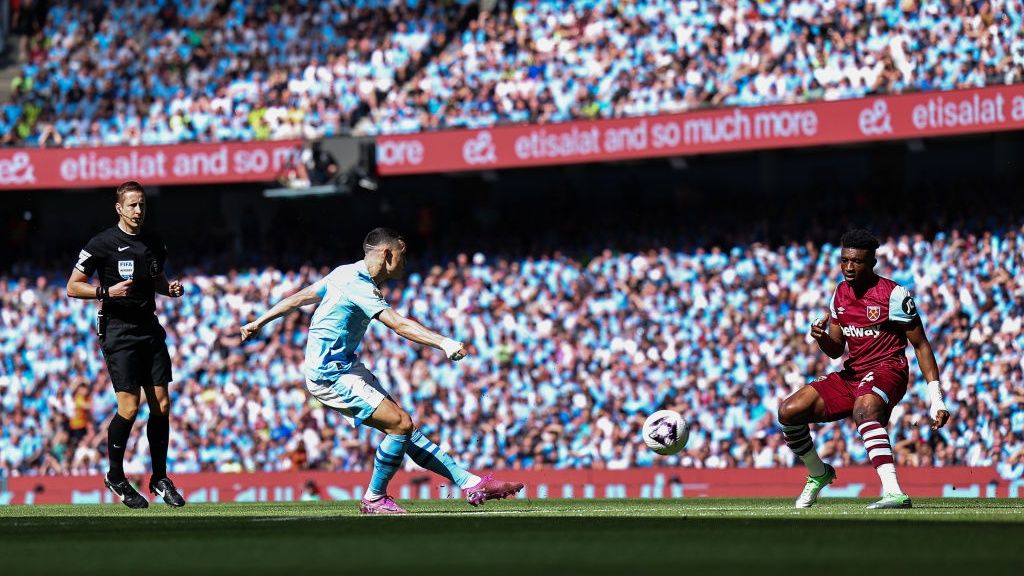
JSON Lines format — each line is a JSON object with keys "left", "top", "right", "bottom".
{"left": 305, "top": 363, "right": 391, "bottom": 426}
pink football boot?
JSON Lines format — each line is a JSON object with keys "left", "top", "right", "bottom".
{"left": 465, "top": 474, "right": 525, "bottom": 507}
{"left": 359, "top": 495, "right": 408, "bottom": 515}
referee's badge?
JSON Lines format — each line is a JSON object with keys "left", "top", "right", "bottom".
{"left": 118, "top": 260, "right": 135, "bottom": 280}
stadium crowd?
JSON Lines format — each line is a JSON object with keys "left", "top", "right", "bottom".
{"left": 2, "top": 0, "right": 472, "bottom": 147}
{"left": 1, "top": 224, "right": 1022, "bottom": 479}
{"left": 5, "top": 0, "right": 1024, "bottom": 143}
{"left": 365, "top": 0, "right": 1024, "bottom": 133}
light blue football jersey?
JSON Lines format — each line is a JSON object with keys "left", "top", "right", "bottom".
{"left": 304, "top": 260, "right": 389, "bottom": 382}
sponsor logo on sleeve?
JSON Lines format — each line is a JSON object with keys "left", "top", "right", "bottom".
{"left": 75, "top": 250, "right": 91, "bottom": 272}
{"left": 902, "top": 296, "right": 917, "bottom": 316}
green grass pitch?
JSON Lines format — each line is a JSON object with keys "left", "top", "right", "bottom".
{"left": 2, "top": 498, "right": 1022, "bottom": 575}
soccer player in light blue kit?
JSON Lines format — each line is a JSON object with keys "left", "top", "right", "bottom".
{"left": 240, "top": 228, "right": 523, "bottom": 514}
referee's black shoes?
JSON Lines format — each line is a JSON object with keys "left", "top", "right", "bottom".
{"left": 104, "top": 474, "right": 149, "bottom": 509}
{"left": 149, "top": 477, "right": 186, "bottom": 508}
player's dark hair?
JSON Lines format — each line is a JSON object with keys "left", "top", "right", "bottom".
{"left": 116, "top": 181, "right": 145, "bottom": 204}
{"left": 363, "top": 227, "right": 405, "bottom": 253}
{"left": 841, "top": 228, "right": 880, "bottom": 253}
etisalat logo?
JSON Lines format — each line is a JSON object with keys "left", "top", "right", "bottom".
{"left": 0, "top": 153, "right": 37, "bottom": 185}
{"left": 462, "top": 131, "right": 497, "bottom": 165}
{"left": 858, "top": 100, "right": 892, "bottom": 136}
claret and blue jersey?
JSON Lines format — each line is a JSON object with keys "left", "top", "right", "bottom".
{"left": 829, "top": 275, "right": 919, "bottom": 376}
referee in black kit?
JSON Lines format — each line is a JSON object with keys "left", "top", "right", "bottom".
{"left": 66, "top": 181, "right": 186, "bottom": 508}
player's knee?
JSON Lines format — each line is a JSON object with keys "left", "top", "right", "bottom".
{"left": 852, "top": 406, "right": 883, "bottom": 425}
{"left": 118, "top": 405, "right": 139, "bottom": 419}
{"left": 852, "top": 409, "right": 868, "bottom": 425}
{"left": 156, "top": 397, "right": 171, "bottom": 416}
{"left": 777, "top": 399, "right": 801, "bottom": 426}
{"left": 395, "top": 412, "right": 414, "bottom": 436}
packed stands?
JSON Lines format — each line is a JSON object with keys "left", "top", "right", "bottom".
{"left": 2, "top": 218, "right": 1021, "bottom": 478}
{"left": 1, "top": 0, "right": 1022, "bottom": 489}
{"left": 363, "top": 0, "right": 1024, "bottom": 133}
{"left": 3, "top": 0, "right": 472, "bottom": 147}
{"left": 5, "top": 0, "right": 1024, "bottom": 144}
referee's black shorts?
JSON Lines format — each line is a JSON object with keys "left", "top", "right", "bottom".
{"left": 100, "top": 316, "right": 173, "bottom": 393}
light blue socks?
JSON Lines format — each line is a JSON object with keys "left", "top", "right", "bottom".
{"left": 366, "top": 433, "right": 410, "bottom": 498}
{"left": 406, "top": 429, "right": 480, "bottom": 489}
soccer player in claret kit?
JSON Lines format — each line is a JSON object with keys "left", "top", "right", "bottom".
{"left": 66, "top": 181, "right": 186, "bottom": 509}
{"left": 777, "top": 229, "right": 951, "bottom": 509}
{"left": 240, "top": 228, "right": 524, "bottom": 514}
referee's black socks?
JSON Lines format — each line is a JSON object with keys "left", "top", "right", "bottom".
{"left": 107, "top": 413, "right": 135, "bottom": 483}
{"left": 147, "top": 413, "right": 170, "bottom": 480}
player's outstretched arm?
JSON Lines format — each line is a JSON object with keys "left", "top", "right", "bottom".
{"left": 905, "top": 320, "right": 950, "bottom": 430}
{"left": 809, "top": 316, "right": 845, "bottom": 359}
{"left": 240, "top": 283, "right": 323, "bottom": 342}
{"left": 377, "top": 308, "right": 467, "bottom": 361}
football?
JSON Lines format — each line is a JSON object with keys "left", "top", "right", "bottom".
{"left": 642, "top": 410, "right": 689, "bottom": 455}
